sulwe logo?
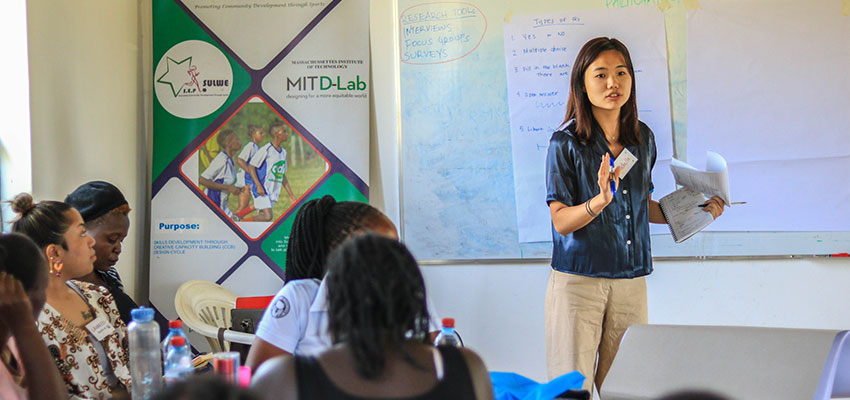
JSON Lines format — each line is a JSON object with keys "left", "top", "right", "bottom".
{"left": 157, "top": 56, "right": 203, "bottom": 98}
{"left": 157, "top": 56, "right": 231, "bottom": 98}
{"left": 154, "top": 40, "right": 233, "bottom": 119}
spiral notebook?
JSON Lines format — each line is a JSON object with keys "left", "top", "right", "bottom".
{"left": 658, "top": 187, "right": 715, "bottom": 243}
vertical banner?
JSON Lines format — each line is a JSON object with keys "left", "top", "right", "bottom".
{"left": 150, "top": 0, "right": 370, "bottom": 327}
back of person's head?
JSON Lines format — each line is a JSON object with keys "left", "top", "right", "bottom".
{"left": 64, "top": 180, "right": 131, "bottom": 225}
{"left": 284, "top": 195, "right": 394, "bottom": 282}
{"left": 151, "top": 375, "right": 260, "bottom": 400}
{"left": 325, "top": 234, "right": 430, "bottom": 379}
{"left": 9, "top": 193, "right": 74, "bottom": 250}
{"left": 0, "top": 232, "right": 49, "bottom": 314}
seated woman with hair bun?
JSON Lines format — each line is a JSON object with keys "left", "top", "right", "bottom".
{"left": 64, "top": 181, "right": 138, "bottom": 325}
{"left": 11, "top": 193, "right": 131, "bottom": 400}
{"left": 252, "top": 234, "right": 494, "bottom": 400}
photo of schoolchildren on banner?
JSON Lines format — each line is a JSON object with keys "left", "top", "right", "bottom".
{"left": 183, "top": 96, "right": 328, "bottom": 239}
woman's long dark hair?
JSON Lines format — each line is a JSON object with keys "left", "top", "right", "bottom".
{"left": 325, "top": 234, "right": 430, "bottom": 380}
{"left": 9, "top": 193, "right": 73, "bottom": 250}
{"left": 284, "top": 195, "right": 390, "bottom": 282}
{"left": 562, "top": 37, "right": 640, "bottom": 146}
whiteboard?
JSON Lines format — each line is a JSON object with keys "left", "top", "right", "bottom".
{"left": 397, "top": 0, "right": 850, "bottom": 261}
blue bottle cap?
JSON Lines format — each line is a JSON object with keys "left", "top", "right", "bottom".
{"left": 131, "top": 306, "right": 154, "bottom": 322}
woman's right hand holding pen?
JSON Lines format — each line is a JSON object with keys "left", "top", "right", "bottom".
{"left": 593, "top": 153, "right": 620, "bottom": 210}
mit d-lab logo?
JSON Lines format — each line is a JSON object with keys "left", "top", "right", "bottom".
{"left": 154, "top": 40, "right": 233, "bottom": 119}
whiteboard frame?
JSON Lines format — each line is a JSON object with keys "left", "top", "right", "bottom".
{"left": 417, "top": 254, "right": 836, "bottom": 266}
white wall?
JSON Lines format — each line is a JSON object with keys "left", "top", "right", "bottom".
{"left": 27, "top": 0, "right": 147, "bottom": 301}
{"left": 368, "top": 0, "right": 850, "bottom": 382}
{"left": 0, "top": 0, "right": 33, "bottom": 223}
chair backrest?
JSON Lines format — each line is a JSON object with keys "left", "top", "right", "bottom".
{"left": 174, "top": 280, "right": 239, "bottom": 352}
{"left": 601, "top": 324, "right": 841, "bottom": 400}
{"left": 814, "top": 330, "right": 850, "bottom": 400}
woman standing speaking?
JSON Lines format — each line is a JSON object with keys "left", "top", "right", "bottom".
{"left": 544, "top": 37, "right": 724, "bottom": 394}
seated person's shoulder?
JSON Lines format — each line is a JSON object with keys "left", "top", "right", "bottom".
{"left": 284, "top": 278, "right": 320, "bottom": 292}
{"left": 254, "top": 279, "right": 323, "bottom": 352}
{"left": 271, "top": 279, "right": 321, "bottom": 309}
{"left": 457, "top": 347, "right": 494, "bottom": 400}
{"left": 457, "top": 347, "right": 485, "bottom": 367}
{"left": 251, "top": 355, "right": 298, "bottom": 400}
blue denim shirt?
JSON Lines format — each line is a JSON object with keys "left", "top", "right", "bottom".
{"left": 545, "top": 119, "right": 657, "bottom": 278}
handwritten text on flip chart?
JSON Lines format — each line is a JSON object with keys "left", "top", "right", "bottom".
{"left": 400, "top": 2, "right": 487, "bottom": 64}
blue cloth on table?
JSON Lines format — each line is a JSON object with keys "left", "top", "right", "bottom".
{"left": 490, "top": 371, "right": 584, "bottom": 400}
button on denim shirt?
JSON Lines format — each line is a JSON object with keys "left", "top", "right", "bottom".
{"left": 545, "top": 119, "right": 657, "bottom": 278}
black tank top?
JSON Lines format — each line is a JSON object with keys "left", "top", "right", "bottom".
{"left": 294, "top": 345, "right": 477, "bottom": 400}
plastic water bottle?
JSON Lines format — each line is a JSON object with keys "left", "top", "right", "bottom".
{"left": 164, "top": 336, "right": 193, "bottom": 384}
{"left": 162, "top": 320, "right": 189, "bottom": 364}
{"left": 434, "top": 317, "right": 462, "bottom": 347}
{"left": 128, "top": 307, "right": 162, "bottom": 399}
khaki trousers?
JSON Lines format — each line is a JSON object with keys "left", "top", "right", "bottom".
{"left": 545, "top": 269, "right": 648, "bottom": 394}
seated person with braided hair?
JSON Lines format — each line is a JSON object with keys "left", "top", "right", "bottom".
{"left": 252, "top": 234, "right": 494, "bottom": 400}
{"left": 0, "top": 233, "right": 66, "bottom": 400}
{"left": 245, "top": 195, "right": 441, "bottom": 371}
{"left": 64, "top": 181, "right": 138, "bottom": 325}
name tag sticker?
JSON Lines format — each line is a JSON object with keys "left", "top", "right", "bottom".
{"left": 86, "top": 315, "right": 115, "bottom": 341}
{"left": 614, "top": 148, "right": 638, "bottom": 179}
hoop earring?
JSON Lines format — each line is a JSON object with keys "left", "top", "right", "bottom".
{"left": 51, "top": 261, "right": 63, "bottom": 277}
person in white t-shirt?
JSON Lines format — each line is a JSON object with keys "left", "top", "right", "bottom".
{"left": 199, "top": 130, "right": 241, "bottom": 219}
{"left": 246, "top": 195, "right": 441, "bottom": 370}
{"left": 245, "top": 123, "right": 297, "bottom": 222}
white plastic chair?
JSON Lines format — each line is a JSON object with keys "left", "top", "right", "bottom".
{"left": 174, "top": 280, "right": 255, "bottom": 352}
{"left": 814, "top": 330, "right": 850, "bottom": 400}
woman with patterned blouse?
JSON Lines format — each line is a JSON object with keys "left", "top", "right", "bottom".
{"left": 11, "top": 193, "right": 132, "bottom": 400}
